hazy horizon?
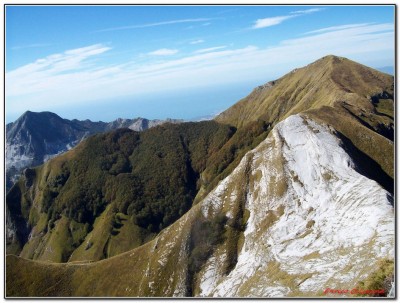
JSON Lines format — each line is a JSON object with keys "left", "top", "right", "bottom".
{"left": 6, "top": 5, "right": 395, "bottom": 123}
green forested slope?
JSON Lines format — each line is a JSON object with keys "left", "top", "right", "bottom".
{"left": 6, "top": 121, "right": 235, "bottom": 262}
{"left": 7, "top": 119, "right": 273, "bottom": 262}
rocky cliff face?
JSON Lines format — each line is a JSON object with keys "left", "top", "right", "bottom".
{"left": 6, "top": 111, "right": 182, "bottom": 190}
{"left": 6, "top": 114, "right": 394, "bottom": 297}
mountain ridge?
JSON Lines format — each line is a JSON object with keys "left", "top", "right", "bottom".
{"left": 215, "top": 55, "right": 394, "bottom": 192}
{"left": 215, "top": 55, "right": 393, "bottom": 129}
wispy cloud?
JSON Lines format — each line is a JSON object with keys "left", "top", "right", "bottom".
{"left": 7, "top": 44, "right": 112, "bottom": 97}
{"left": 304, "top": 23, "right": 371, "bottom": 35}
{"left": 194, "top": 46, "right": 227, "bottom": 54}
{"left": 6, "top": 23, "right": 394, "bottom": 116}
{"left": 253, "top": 16, "right": 294, "bottom": 29}
{"left": 11, "top": 43, "right": 53, "bottom": 50}
{"left": 148, "top": 48, "right": 179, "bottom": 56}
{"left": 95, "top": 18, "right": 212, "bottom": 33}
{"left": 252, "top": 7, "right": 323, "bottom": 29}
{"left": 190, "top": 39, "right": 205, "bottom": 45}
{"left": 290, "top": 8, "right": 324, "bottom": 14}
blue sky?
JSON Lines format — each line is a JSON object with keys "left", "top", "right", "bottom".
{"left": 5, "top": 5, "right": 395, "bottom": 122}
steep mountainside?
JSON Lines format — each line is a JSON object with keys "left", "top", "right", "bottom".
{"left": 216, "top": 55, "right": 394, "bottom": 192}
{"left": 6, "top": 121, "right": 237, "bottom": 261}
{"left": 6, "top": 114, "right": 394, "bottom": 297}
{"left": 6, "top": 111, "right": 182, "bottom": 189}
{"left": 6, "top": 120, "right": 272, "bottom": 262}
{"left": 6, "top": 55, "right": 394, "bottom": 297}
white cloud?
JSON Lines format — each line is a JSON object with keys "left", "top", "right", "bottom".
{"left": 253, "top": 16, "right": 294, "bottom": 29}
{"left": 6, "top": 23, "right": 394, "bottom": 117}
{"left": 95, "top": 18, "right": 212, "bottom": 33}
{"left": 253, "top": 7, "right": 323, "bottom": 29}
{"left": 190, "top": 39, "right": 205, "bottom": 45}
{"left": 148, "top": 48, "right": 179, "bottom": 56}
{"left": 194, "top": 46, "right": 227, "bottom": 54}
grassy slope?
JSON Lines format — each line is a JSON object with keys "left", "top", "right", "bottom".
{"left": 6, "top": 171, "right": 250, "bottom": 297}
{"left": 6, "top": 202, "right": 201, "bottom": 297}
{"left": 216, "top": 55, "right": 393, "bottom": 129}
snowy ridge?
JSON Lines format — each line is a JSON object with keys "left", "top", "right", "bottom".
{"left": 194, "top": 114, "right": 393, "bottom": 297}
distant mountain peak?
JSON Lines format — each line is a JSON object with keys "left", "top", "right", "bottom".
{"left": 20, "top": 110, "right": 61, "bottom": 119}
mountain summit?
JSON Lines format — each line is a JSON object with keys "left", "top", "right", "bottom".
{"left": 216, "top": 55, "right": 392, "bottom": 129}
